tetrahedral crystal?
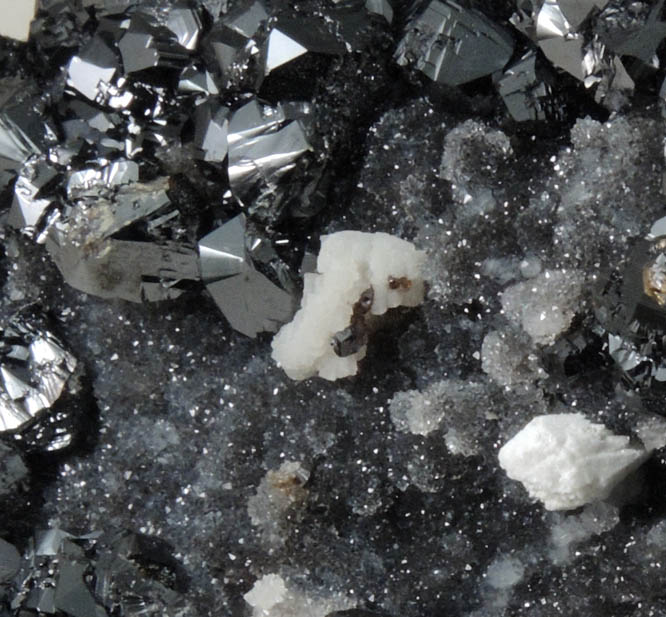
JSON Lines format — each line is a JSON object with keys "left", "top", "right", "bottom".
{"left": 199, "top": 214, "right": 296, "bottom": 338}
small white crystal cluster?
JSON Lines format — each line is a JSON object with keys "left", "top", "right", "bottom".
{"left": 549, "top": 502, "right": 619, "bottom": 564}
{"left": 247, "top": 461, "right": 309, "bottom": 547}
{"left": 500, "top": 269, "right": 584, "bottom": 345}
{"left": 389, "top": 383, "right": 453, "bottom": 436}
{"left": 271, "top": 231, "right": 425, "bottom": 381}
{"left": 481, "top": 328, "right": 545, "bottom": 387}
{"left": 243, "top": 573, "right": 355, "bottom": 617}
{"left": 389, "top": 379, "right": 489, "bottom": 456}
{"left": 499, "top": 413, "right": 648, "bottom": 511}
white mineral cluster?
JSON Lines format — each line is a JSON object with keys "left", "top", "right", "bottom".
{"left": 247, "top": 461, "right": 309, "bottom": 547}
{"left": 549, "top": 502, "right": 620, "bottom": 564}
{"left": 500, "top": 269, "right": 584, "bottom": 345}
{"left": 498, "top": 413, "right": 648, "bottom": 511}
{"left": 271, "top": 231, "right": 425, "bottom": 380}
{"left": 481, "top": 328, "right": 545, "bottom": 387}
{"left": 243, "top": 573, "right": 355, "bottom": 617}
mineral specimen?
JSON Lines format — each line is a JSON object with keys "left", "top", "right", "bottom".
{"left": 499, "top": 413, "right": 648, "bottom": 511}
{"left": 0, "top": 0, "right": 37, "bottom": 42}
{"left": 395, "top": 0, "right": 514, "bottom": 86}
{"left": 271, "top": 231, "right": 425, "bottom": 380}
{"left": 0, "top": 308, "right": 78, "bottom": 435}
{"left": 244, "top": 573, "right": 355, "bottom": 617}
{"left": 5, "top": 0, "right": 666, "bottom": 615}
{"left": 500, "top": 269, "right": 585, "bottom": 346}
{"left": 199, "top": 214, "right": 296, "bottom": 338}
{"left": 0, "top": 441, "right": 28, "bottom": 497}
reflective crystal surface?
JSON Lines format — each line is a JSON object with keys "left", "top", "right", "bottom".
{"left": 178, "top": 64, "right": 219, "bottom": 94}
{"left": 10, "top": 528, "right": 186, "bottom": 617}
{"left": 118, "top": 13, "right": 190, "bottom": 74}
{"left": 193, "top": 100, "right": 230, "bottom": 161}
{"left": 7, "top": 156, "right": 58, "bottom": 239}
{"left": 509, "top": 0, "right": 655, "bottom": 105}
{"left": 47, "top": 235, "right": 200, "bottom": 303}
{"left": 199, "top": 214, "right": 296, "bottom": 337}
{"left": 0, "top": 80, "right": 57, "bottom": 186}
{"left": 66, "top": 35, "right": 120, "bottom": 102}
{"left": 227, "top": 99, "right": 314, "bottom": 221}
{"left": 166, "top": 5, "right": 203, "bottom": 51}
{"left": 395, "top": 0, "right": 515, "bottom": 86}
{"left": 202, "top": 0, "right": 268, "bottom": 90}
{"left": 498, "top": 51, "right": 565, "bottom": 122}
{"left": 0, "top": 309, "right": 77, "bottom": 434}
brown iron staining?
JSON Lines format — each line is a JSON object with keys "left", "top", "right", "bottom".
{"left": 331, "top": 287, "right": 374, "bottom": 357}
{"left": 270, "top": 471, "right": 307, "bottom": 497}
{"left": 388, "top": 275, "right": 412, "bottom": 290}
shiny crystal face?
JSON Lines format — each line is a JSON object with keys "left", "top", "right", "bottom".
{"left": 643, "top": 252, "right": 666, "bottom": 306}
{"left": 0, "top": 310, "right": 78, "bottom": 438}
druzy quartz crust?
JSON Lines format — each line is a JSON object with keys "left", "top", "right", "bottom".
{"left": 3, "top": 1, "right": 666, "bottom": 617}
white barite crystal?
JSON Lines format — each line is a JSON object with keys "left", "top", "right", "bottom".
{"left": 243, "top": 574, "right": 355, "bottom": 617}
{"left": 500, "top": 269, "right": 584, "bottom": 345}
{"left": 498, "top": 413, "right": 648, "bottom": 511}
{"left": 271, "top": 231, "right": 425, "bottom": 380}
{"left": 0, "top": 0, "right": 37, "bottom": 41}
